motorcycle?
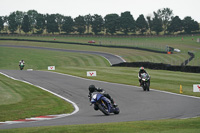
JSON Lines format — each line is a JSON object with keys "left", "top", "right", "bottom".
{"left": 90, "top": 92, "right": 120, "bottom": 115}
{"left": 141, "top": 73, "right": 150, "bottom": 91}
{"left": 19, "top": 63, "right": 24, "bottom": 70}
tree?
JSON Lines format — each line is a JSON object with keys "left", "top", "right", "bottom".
{"left": 35, "top": 13, "right": 46, "bottom": 34}
{"left": 167, "top": 16, "right": 182, "bottom": 34}
{"left": 21, "top": 15, "right": 31, "bottom": 33}
{"left": 152, "top": 12, "right": 163, "bottom": 35}
{"left": 15, "top": 11, "right": 25, "bottom": 33}
{"left": 8, "top": 12, "right": 18, "bottom": 33}
{"left": 74, "top": 15, "right": 86, "bottom": 34}
{"left": 27, "top": 10, "right": 38, "bottom": 33}
{"left": 104, "top": 14, "right": 120, "bottom": 35}
{"left": 136, "top": 14, "right": 148, "bottom": 35}
{"left": 183, "top": 16, "right": 199, "bottom": 34}
{"left": 46, "top": 14, "right": 59, "bottom": 34}
{"left": 156, "top": 8, "right": 173, "bottom": 34}
{"left": 55, "top": 13, "right": 64, "bottom": 34}
{"left": 120, "top": 11, "right": 136, "bottom": 35}
{"left": 146, "top": 16, "right": 153, "bottom": 35}
{"left": 84, "top": 14, "right": 92, "bottom": 34}
{"left": 62, "top": 16, "right": 74, "bottom": 34}
{"left": 91, "top": 14, "right": 104, "bottom": 35}
{"left": 0, "top": 16, "right": 4, "bottom": 32}
{"left": 3, "top": 16, "right": 8, "bottom": 33}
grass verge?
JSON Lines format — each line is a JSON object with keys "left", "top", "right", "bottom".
{"left": 0, "top": 74, "right": 74, "bottom": 122}
{"left": 1, "top": 117, "right": 200, "bottom": 133}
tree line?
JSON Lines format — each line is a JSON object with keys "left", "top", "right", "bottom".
{"left": 0, "top": 8, "right": 199, "bottom": 35}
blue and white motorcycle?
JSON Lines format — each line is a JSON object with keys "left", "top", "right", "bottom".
{"left": 90, "top": 92, "right": 120, "bottom": 115}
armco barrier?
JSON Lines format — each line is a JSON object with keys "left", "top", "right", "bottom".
{"left": 112, "top": 62, "right": 200, "bottom": 73}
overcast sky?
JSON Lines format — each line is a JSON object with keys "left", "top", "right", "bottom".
{"left": 0, "top": 0, "right": 199, "bottom": 22}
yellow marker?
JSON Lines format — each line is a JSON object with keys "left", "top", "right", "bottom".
{"left": 180, "top": 85, "right": 183, "bottom": 94}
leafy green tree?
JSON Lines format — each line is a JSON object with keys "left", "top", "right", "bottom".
{"left": 0, "top": 16, "right": 4, "bottom": 32}
{"left": 104, "top": 14, "right": 120, "bottom": 35}
{"left": 15, "top": 11, "right": 25, "bottom": 33}
{"left": 167, "top": 16, "right": 182, "bottom": 34}
{"left": 152, "top": 12, "right": 163, "bottom": 35}
{"left": 27, "top": 10, "right": 38, "bottom": 33}
{"left": 91, "top": 14, "right": 104, "bottom": 35}
{"left": 3, "top": 16, "right": 8, "bottom": 33}
{"left": 74, "top": 15, "right": 86, "bottom": 34}
{"left": 35, "top": 13, "right": 46, "bottom": 34}
{"left": 84, "top": 14, "right": 92, "bottom": 34}
{"left": 55, "top": 13, "right": 64, "bottom": 34}
{"left": 62, "top": 16, "right": 74, "bottom": 34}
{"left": 183, "top": 16, "right": 199, "bottom": 34}
{"left": 146, "top": 16, "right": 153, "bottom": 35}
{"left": 46, "top": 14, "right": 59, "bottom": 34}
{"left": 8, "top": 12, "right": 18, "bottom": 33}
{"left": 120, "top": 11, "right": 136, "bottom": 35}
{"left": 156, "top": 8, "right": 173, "bottom": 34}
{"left": 21, "top": 15, "right": 31, "bottom": 33}
{"left": 136, "top": 14, "right": 148, "bottom": 35}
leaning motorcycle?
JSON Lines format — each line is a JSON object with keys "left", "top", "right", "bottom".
{"left": 141, "top": 73, "right": 150, "bottom": 91}
{"left": 19, "top": 63, "right": 24, "bottom": 70}
{"left": 90, "top": 92, "right": 120, "bottom": 115}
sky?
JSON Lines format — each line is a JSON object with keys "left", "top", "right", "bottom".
{"left": 0, "top": 0, "right": 199, "bottom": 22}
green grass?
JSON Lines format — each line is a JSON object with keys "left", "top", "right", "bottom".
{"left": 0, "top": 47, "right": 110, "bottom": 70}
{"left": 0, "top": 40, "right": 193, "bottom": 66}
{"left": 1, "top": 117, "right": 200, "bottom": 133}
{"left": 0, "top": 74, "right": 74, "bottom": 122}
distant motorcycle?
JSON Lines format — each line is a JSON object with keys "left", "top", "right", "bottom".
{"left": 141, "top": 73, "right": 150, "bottom": 91}
{"left": 19, "top": 63, "right": 24, "bottom": 70}
{"left": 90, "top": 92, "right": 120, "bottom": 115}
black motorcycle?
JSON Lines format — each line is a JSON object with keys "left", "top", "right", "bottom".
{"left": 141, "top": 73, "right": 150, "bottom": 91}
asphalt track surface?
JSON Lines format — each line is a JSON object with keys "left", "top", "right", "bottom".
{"left": 0, "top": 45, "right": 200, "bottom": 129}
{"left": 1, "top": 70, "right": 200, "bottom": 129}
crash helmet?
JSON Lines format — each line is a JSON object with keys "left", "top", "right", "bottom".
{"left": 140, "top": 67, "right": 145, "bottom": 72}
{"left": 88, "top": 85, "right": 96, "bottom": 93}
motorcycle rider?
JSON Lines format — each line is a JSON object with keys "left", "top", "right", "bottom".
{"left": 138, "top": 67, "right": 149, "bottom": 86}
{"left": 19, "top": 59, "right": 25, "bottom": 67}
{"left": 88, "top": 85, "right": 117, "bottom": 110}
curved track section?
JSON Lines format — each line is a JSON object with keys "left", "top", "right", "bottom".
{"left": 0, "top": 45, "right": 125, "bottom": 65}
{"left": 0, "top": 70, "right": 200, "bottom": 129}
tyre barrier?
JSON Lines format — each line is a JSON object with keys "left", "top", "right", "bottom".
{"left": 112, "top": 62, "right": 200, "bottom": 73}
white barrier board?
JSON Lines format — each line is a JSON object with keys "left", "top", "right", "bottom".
{"left": 48, "top": 66, "right": 55, "bottom": 70}
{"left": 87, "top": 71, "right": 97, "bottom": 76}
{"left": 193, "top": 84, "right": 200, "bottom": 92}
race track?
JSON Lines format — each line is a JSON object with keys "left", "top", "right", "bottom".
{"left": 0, "top": 70, "right": 200, "bottom": 129}
{"left": 0, "top": 45, "right": 200, "bottom": 129}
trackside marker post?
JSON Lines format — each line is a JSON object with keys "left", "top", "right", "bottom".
{"left": 180, "top": 85, "right": 183, "bottom": 93}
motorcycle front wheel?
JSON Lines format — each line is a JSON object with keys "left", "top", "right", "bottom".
{"left": 98, "top": 104, "right": 110, "bottom": 115}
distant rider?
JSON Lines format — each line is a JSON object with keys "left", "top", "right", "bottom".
{"left": 138, "top": 67, "right": 148, "bottom": 86}
{"left": 88, "top": 85, "right": 117, "bottom": 110}
{"left": 19, "top": 59, "right": 25, "bottom": 66}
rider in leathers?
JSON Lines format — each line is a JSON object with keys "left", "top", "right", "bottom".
{"left": 88, "top": 85, "right": 117, "bottom": 111}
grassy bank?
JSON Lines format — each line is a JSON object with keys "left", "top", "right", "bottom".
{"left": 0, "top": 40, "right": 192, "bottom": 66}
{"left": 1, "top": 117, "right": 200, "bottom": 133}
{"left": 0, "top": 74, "right": 74, "bottom": 122}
